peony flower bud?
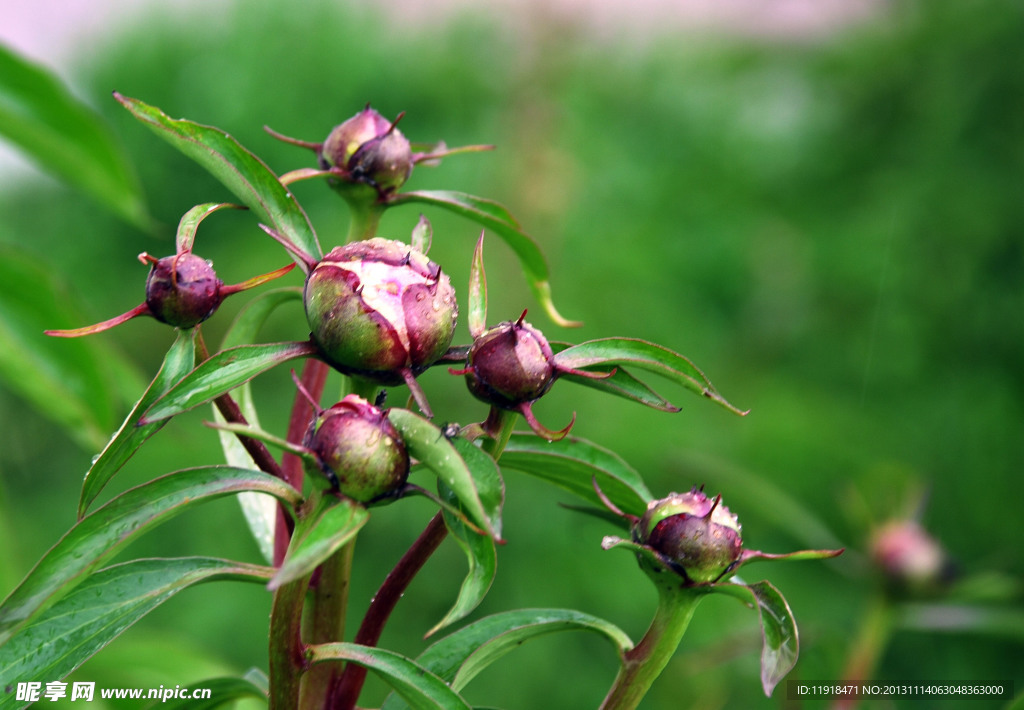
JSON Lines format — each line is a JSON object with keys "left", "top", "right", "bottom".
{"left": 144, "top": 253, "right": 223, "bottom": 328}
{"left": 634, "top": 488, "right": 743, "bottom": 584}
{"left": 304, "top": 395, "right": 409, "bottom": 503}
{"left": 304, "top": 238, "right": 457, "bottom": 409}
{"left": 461, "top": 316, "right": 556, "bottom": 409}
{"left": 321, "top": 106, "right": 413, "bottom": 195}
{"left": 869, "top": 520, "right": 950, "bottom": 594}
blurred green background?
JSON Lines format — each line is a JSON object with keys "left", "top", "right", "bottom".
{"left": 1, "top": 0, "right": 1022, "bottom": 707}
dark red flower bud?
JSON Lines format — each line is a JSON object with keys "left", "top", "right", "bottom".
{"left": 305, "top": 395, "right": 409, "bottom": 503}
{"left": 634, "top": 489, "right": 743, "bottom": 584}
{"left": 305, "top": 237, "right": 457, "bottom": 387}
{"left": 143, "top": 253, "right": 224, "bottom": 328}
{"left": 461, "top": 316, "right": 556, "bottom": 409}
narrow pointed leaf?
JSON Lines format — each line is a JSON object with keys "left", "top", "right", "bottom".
{"left": 0, "top": 466, "right": 301, "bottom": 644}
{"left": 309, "top": 643, "right": 471, "bottom": 710}
{"left": 382, "top": 609, "right": 632, "bottom": 710}
{"left": 713, "top": 580, "right": 798, "bottom": 696}
{"left": 142, "top": 340, "right": 319, "bottom": 423}
{"left": 388, "top": 409, "right": 499, "bottom": 540}
{"left": 79, "top": 329, "right": 197, "bottom": 517}
{"left": 468, "top": 232, "right": 487, "bottom": 338}
{"left": 411, "top": 214, "right": 432, "bottom": 254}
{"left": 554, "top": 337, "right": 747, "bottom": 415}
{"left": 390, "top": 190, "right": 579, "bottom": 327}
{"left": 0, "top": 45, "right": 151, "bottom": 229}
{"left": 214, "top": 288, "right": 303, "bottom": 563}
{"left": 500, "top": 434, "right": 651, "bottom": 518}
{"left": 176, "top": 202, "right": 244, "bottom": 253}
{"left": 0, "top": 245, "right": 139, "bottom": 451}
{"left": 0, "top": 557, "right": 271, "bottom": 704}
{"left": 552, "top": 341, "right": 678, "bottom": 412}
{"left": 270, "top": 496, "right": 369, "bottom": 589}
{"left": 427, "top": 436, "right": 504, "bottom": 635}
{"left": 114, "top": 93, "right": 321, "bottom": 265}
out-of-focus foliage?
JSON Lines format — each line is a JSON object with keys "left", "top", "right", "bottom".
{"left": 0, "top": 0, "right": 1021, "bottom": 707}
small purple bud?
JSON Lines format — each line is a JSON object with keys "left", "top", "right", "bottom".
{"left": 304, "top": 238, "right": 458, "bottom": 385}
{"left": 634, "top": 488, "right": 743, "bottom": 584}
{"left": 305, "top": 395, "right": 409, "bottom": 503}
{"left": 459, "top": 314, "right": 556, "bottom": 409}
{"left": 144, "top": 253, "right": 223, "bottom": 328}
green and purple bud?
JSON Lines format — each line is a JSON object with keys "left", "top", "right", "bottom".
{"left": 304, "top": 238, "right": 457, "bottom": 415}
{"left": 321, "top": 106, "right": 413, "bottom": 196}
{"left": 304, "top": 394, "right": 409, "bottom": 503}
{"left": 633, "top": 488, "right": 743, "bottom": 585}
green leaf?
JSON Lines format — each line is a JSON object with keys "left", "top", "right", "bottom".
{"left": 176, "top": 202, "right": 244, "bottom": 253}
{"left": 467, "top": 231, "right": 487, "bottom": 339}
{"left": 552, "top": 341, "right": 679, "bottom": 412}
{"left": 713, "top": 580, "right": 798, "bottom": 697}
{"left": 389, "top": 190, "right": 580, "bottom": 328}
{"left": 79, "top": 329, "right": 197, "bottom": 517}
{"left": 214, "top": 288, "right": 303, "bottom": 564}
{"left": 388, "top": 409, "right": 500, "bottom": 541}
{"left": 142, "top": 340, "right": 319, "bottom": 423}
{"left": 554, "top": 337, "right": 747, "bottom": 416}
{"left": 382, "top": 609, "right": 632, "bottom": 710}
{"left": 0, "top": 44, "right": 151, "bottom": 229}
{"left": 0, "top": 245, "right": 143, "bottom": 451}
{"left": 309, "top": 642, "right": 471, "bottom": 710}
{"left": 0, "top": 557, "right": 271, "bottom": 706}
{"left": 500, "top": 434, "right": 651, "bottom": 517}
{"left": 0, "top": 466, "right": 301, "bottom": 645}
{"left": 114, "top": 93, "right": 321, "bottom": 265}
{"left": 427, "top": 437, "right": 504, "bottom": 636}
{"left": 270, "top": 495, "right": 369, "bottom": 590}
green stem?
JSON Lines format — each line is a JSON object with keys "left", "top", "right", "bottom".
{"left": 300, "top": 540, "right": 356, "bottom": 710}
{"left": 831, "top": 593, "right": 894, "bottom": 710}
{"left": 268, "top": 571, "right": 313, "bottom": 710}
{"left": 344, "top": 195, "right": 385, "bottom": 243}
{"left": 481, "top": 406, "right": 517, "bottom": 460}
{"left": 600, "top": 584, "right": 705, "bottom": 710}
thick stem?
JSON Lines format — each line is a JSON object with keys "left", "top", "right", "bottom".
{"left": 343, "top": 196, "right": 385, "bottom": 244}
{"left": 600, "top": 583, "right": 705, "bottom": 710}
{"left": 300, "top": 540, "right": 356, "bottom": 710}
{"left": 331, "top": 513, "right": 449, "bottom": 709}
{"left": 831, "top": 593, "right": 894, "bottom": 710}
{"left": 268, "top": 571, "right": 313, "bottom": 710}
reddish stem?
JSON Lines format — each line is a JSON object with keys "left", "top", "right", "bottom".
{"left": 331, "top": 512, "right": 449, "bottom": 708}
{"left": 276, "top": 358, "right": 329, "bottom": 565}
